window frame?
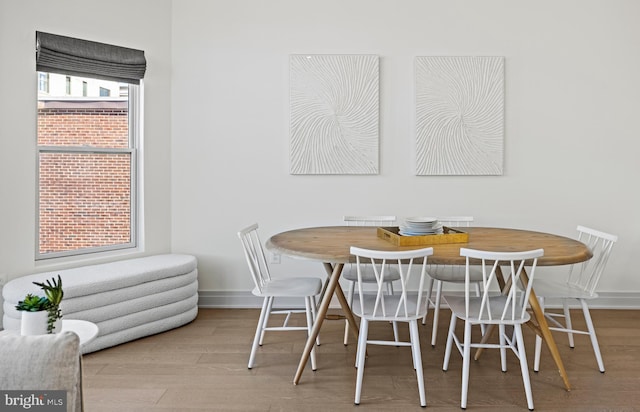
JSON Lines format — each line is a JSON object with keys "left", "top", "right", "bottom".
{"left": 35, "top": 81, "right": 142, "bottom": 261}
{"left": 38, "top": 72, "right": 49, "bottom": 93}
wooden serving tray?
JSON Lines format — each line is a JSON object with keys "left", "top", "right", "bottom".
{"left": 377, "top": 226, "right": 469, "bottom": 246}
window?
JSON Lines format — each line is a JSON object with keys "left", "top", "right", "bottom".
{"left": 38, "top": 72, "right": 49, "bottom": 93}
{"left": 37, "top": 75, "right": 139, "bottom": 259}
{"left": 35, "top": 31, "right": 146, "bottom": 260}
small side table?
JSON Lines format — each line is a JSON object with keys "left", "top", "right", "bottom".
{"left": 60, "top": 319, "right": 99, "bottom": 347}
{"left": 0, "top": 319, "right": 99, "bottom": 348}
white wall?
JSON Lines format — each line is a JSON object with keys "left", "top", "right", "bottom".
{"left": 1, "top": 1, "right": 638, "bottom": 312}
{"left": 171, "top": 0, "right": 640, "bottom": 301}
{"left": 0, "top": 0, "right": 174, "bottom": 282}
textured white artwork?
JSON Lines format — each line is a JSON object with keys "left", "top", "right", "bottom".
{"left": 415, "top": 56, "right": 504, "bottom": 175}
{"left": 290, "top": 54, "right": 379, "bottom": 175}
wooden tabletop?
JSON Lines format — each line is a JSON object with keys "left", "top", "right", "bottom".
{"left": 266, "top": 226, "right": 592, "bottom": 266}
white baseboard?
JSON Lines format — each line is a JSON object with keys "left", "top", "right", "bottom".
{"left": 197, "top": 291, "right": 640, "bottom": 310}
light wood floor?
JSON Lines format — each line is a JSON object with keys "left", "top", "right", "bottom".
{"left": 82, "top": 308, "right": 640, "bottom": 411}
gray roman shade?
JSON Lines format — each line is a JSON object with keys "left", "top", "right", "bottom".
{"left": 36, "top": 31, "right": 146, "bottom": 84}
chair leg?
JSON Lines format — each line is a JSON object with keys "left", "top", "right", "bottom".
{"left": 443, "top": 313, "right": 457, "bottom": 371}
{"left": 534, "top": 297, "right": 545, "bottom": 372}
{"left": 533, "top": 334, "right": 543, "bottom": 373}
{"left": 499, "top": 324, "right": 507, "bottom": 372}
{"left": 461, "top": 321, "right": 472, "bottom": 410}
{"left": 344, "top": 281, "right": 355, "bottom": 346}
{"left": 563, "top": 299, "right": 575, "bottom": 348}
{"left": 515, "top": 325, "right": 535, "bottom": 411}
{"left": 409, "top": 320, "right": 427, "bottom": 407}
{"left": 474, "top": 283, "right": 486, "bottom": 336}
{"left": 248, "top": 297, "right": 270, "bottom": 369}
{"left": 422, "top": 277, "right": 435, "bottom": 325}
{"left": 259, "top": 296, "right": 274, "bottom": 346}
{"left": 392, "top": 321, "right": 400, "bottom": 343}
{"left": 305, "top": 296, "right": 317, "bottom": 371}
{"left": 581, "top": 299, "right": 605, "bottom": 372}
{"left": 354, "top": 318, "right": 369, "bottom": 405}
{"left": 431, "top": 280, "right": 443, "bottom": 347}
{"left": 310, "top": 295, "right": 321, "bottom": 346}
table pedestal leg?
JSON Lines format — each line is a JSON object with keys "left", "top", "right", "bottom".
{"left": 293, "top": 263, "right": 345, "bottom": 385}
{"left": 527, "top": 286, "right": 571, "bottom": 391}
{"left": 325, "top": 263, "right": 360, "bottom": 341}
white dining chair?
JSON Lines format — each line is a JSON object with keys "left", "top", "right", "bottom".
{"left": 421, "top": 216, "right": 483, "bottom": 347}
{"left": 342, "top": 216, "right": 400, "bottom": 345}
{"left": 442, "top": 247, "right": 544, "bottom": 411}
{"left": 532, "top": 225, "right": 617, "bottom": 373}
{"left": 237, "top": 223, "right": 323, "bottom": 370}
{"left": 350, "top": 246, "right": 434, "bottom": 407}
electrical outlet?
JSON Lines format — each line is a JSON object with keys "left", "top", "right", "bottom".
{"left": 270, "top": 253, "right": 281, "bottom": 264}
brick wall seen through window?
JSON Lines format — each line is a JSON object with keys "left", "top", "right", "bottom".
{"left": 37, "top": 100, "right": 132, "bottom": 255}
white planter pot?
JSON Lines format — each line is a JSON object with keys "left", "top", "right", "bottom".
{"left": 20, "top": 310, "right": 48, "bottom": 336}
{"left": 52, "top": 317, "right": 62, "bottom": 333}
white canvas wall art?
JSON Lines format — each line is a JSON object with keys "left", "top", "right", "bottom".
{"left": 415, "top": 56, "right": 504, "bottom": 175}
{"left": 290, "top": 54, "right": 379, "bottom": 175}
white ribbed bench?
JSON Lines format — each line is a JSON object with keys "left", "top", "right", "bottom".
{"left": 2, "top": 254, "right": 198, "bottom": 354}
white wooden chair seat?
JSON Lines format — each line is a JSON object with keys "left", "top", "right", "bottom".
{"left": 428, "top": 265, "right": 483, "bottom": 282}
{"left": 253, "top": 277, "right": 322, "bottom": 297}
{"left": 530, "top": 278, "right": 597, "bottom": 300}
{"left": 443, "top": 294, "right": 532, "bottom": 326}
{"left": 352, "top": 293, "right": 424, "bottom": 321}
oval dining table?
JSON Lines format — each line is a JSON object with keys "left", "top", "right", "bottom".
{"left": 266, "top": 226, "right": 592, "bottom": 390}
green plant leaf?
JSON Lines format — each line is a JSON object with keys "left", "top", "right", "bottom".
{"left": 15, "top": 294, "right": 50, "bottom": 311}
{"left": 33, "top": 274, "right": 64, "bottom": 306}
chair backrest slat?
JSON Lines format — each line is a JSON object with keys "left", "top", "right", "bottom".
{"left": 438, "top": 216, "right": 474, "bottom": 228}
{"left": 460, "top": 248, "right": 544, "bottom": 322}
{"left": 344, "top": 215, "right": 396, "bottom": 227}
{"left": 568, "top": 225, "right": 617, "bottom": 296}
{"left": 237, "top": 223, "right": 271, "bottom": 293}
{"left": 351, "top": 247, "right": 433, "bottom": 319}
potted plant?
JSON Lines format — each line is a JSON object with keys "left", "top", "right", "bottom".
{"left": 15, "top": 275, "right": 64, "bottom": 335}
{"left": 15, "top": 293, "right": 50, "bottom": 335}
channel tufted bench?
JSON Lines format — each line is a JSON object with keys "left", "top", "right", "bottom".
{"left": 2, "top": 254, "right": 198, "bottom": 354}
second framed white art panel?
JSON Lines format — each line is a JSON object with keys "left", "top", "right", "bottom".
{"left": 415, "top": 56, "right": 504, "bottom": 176}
